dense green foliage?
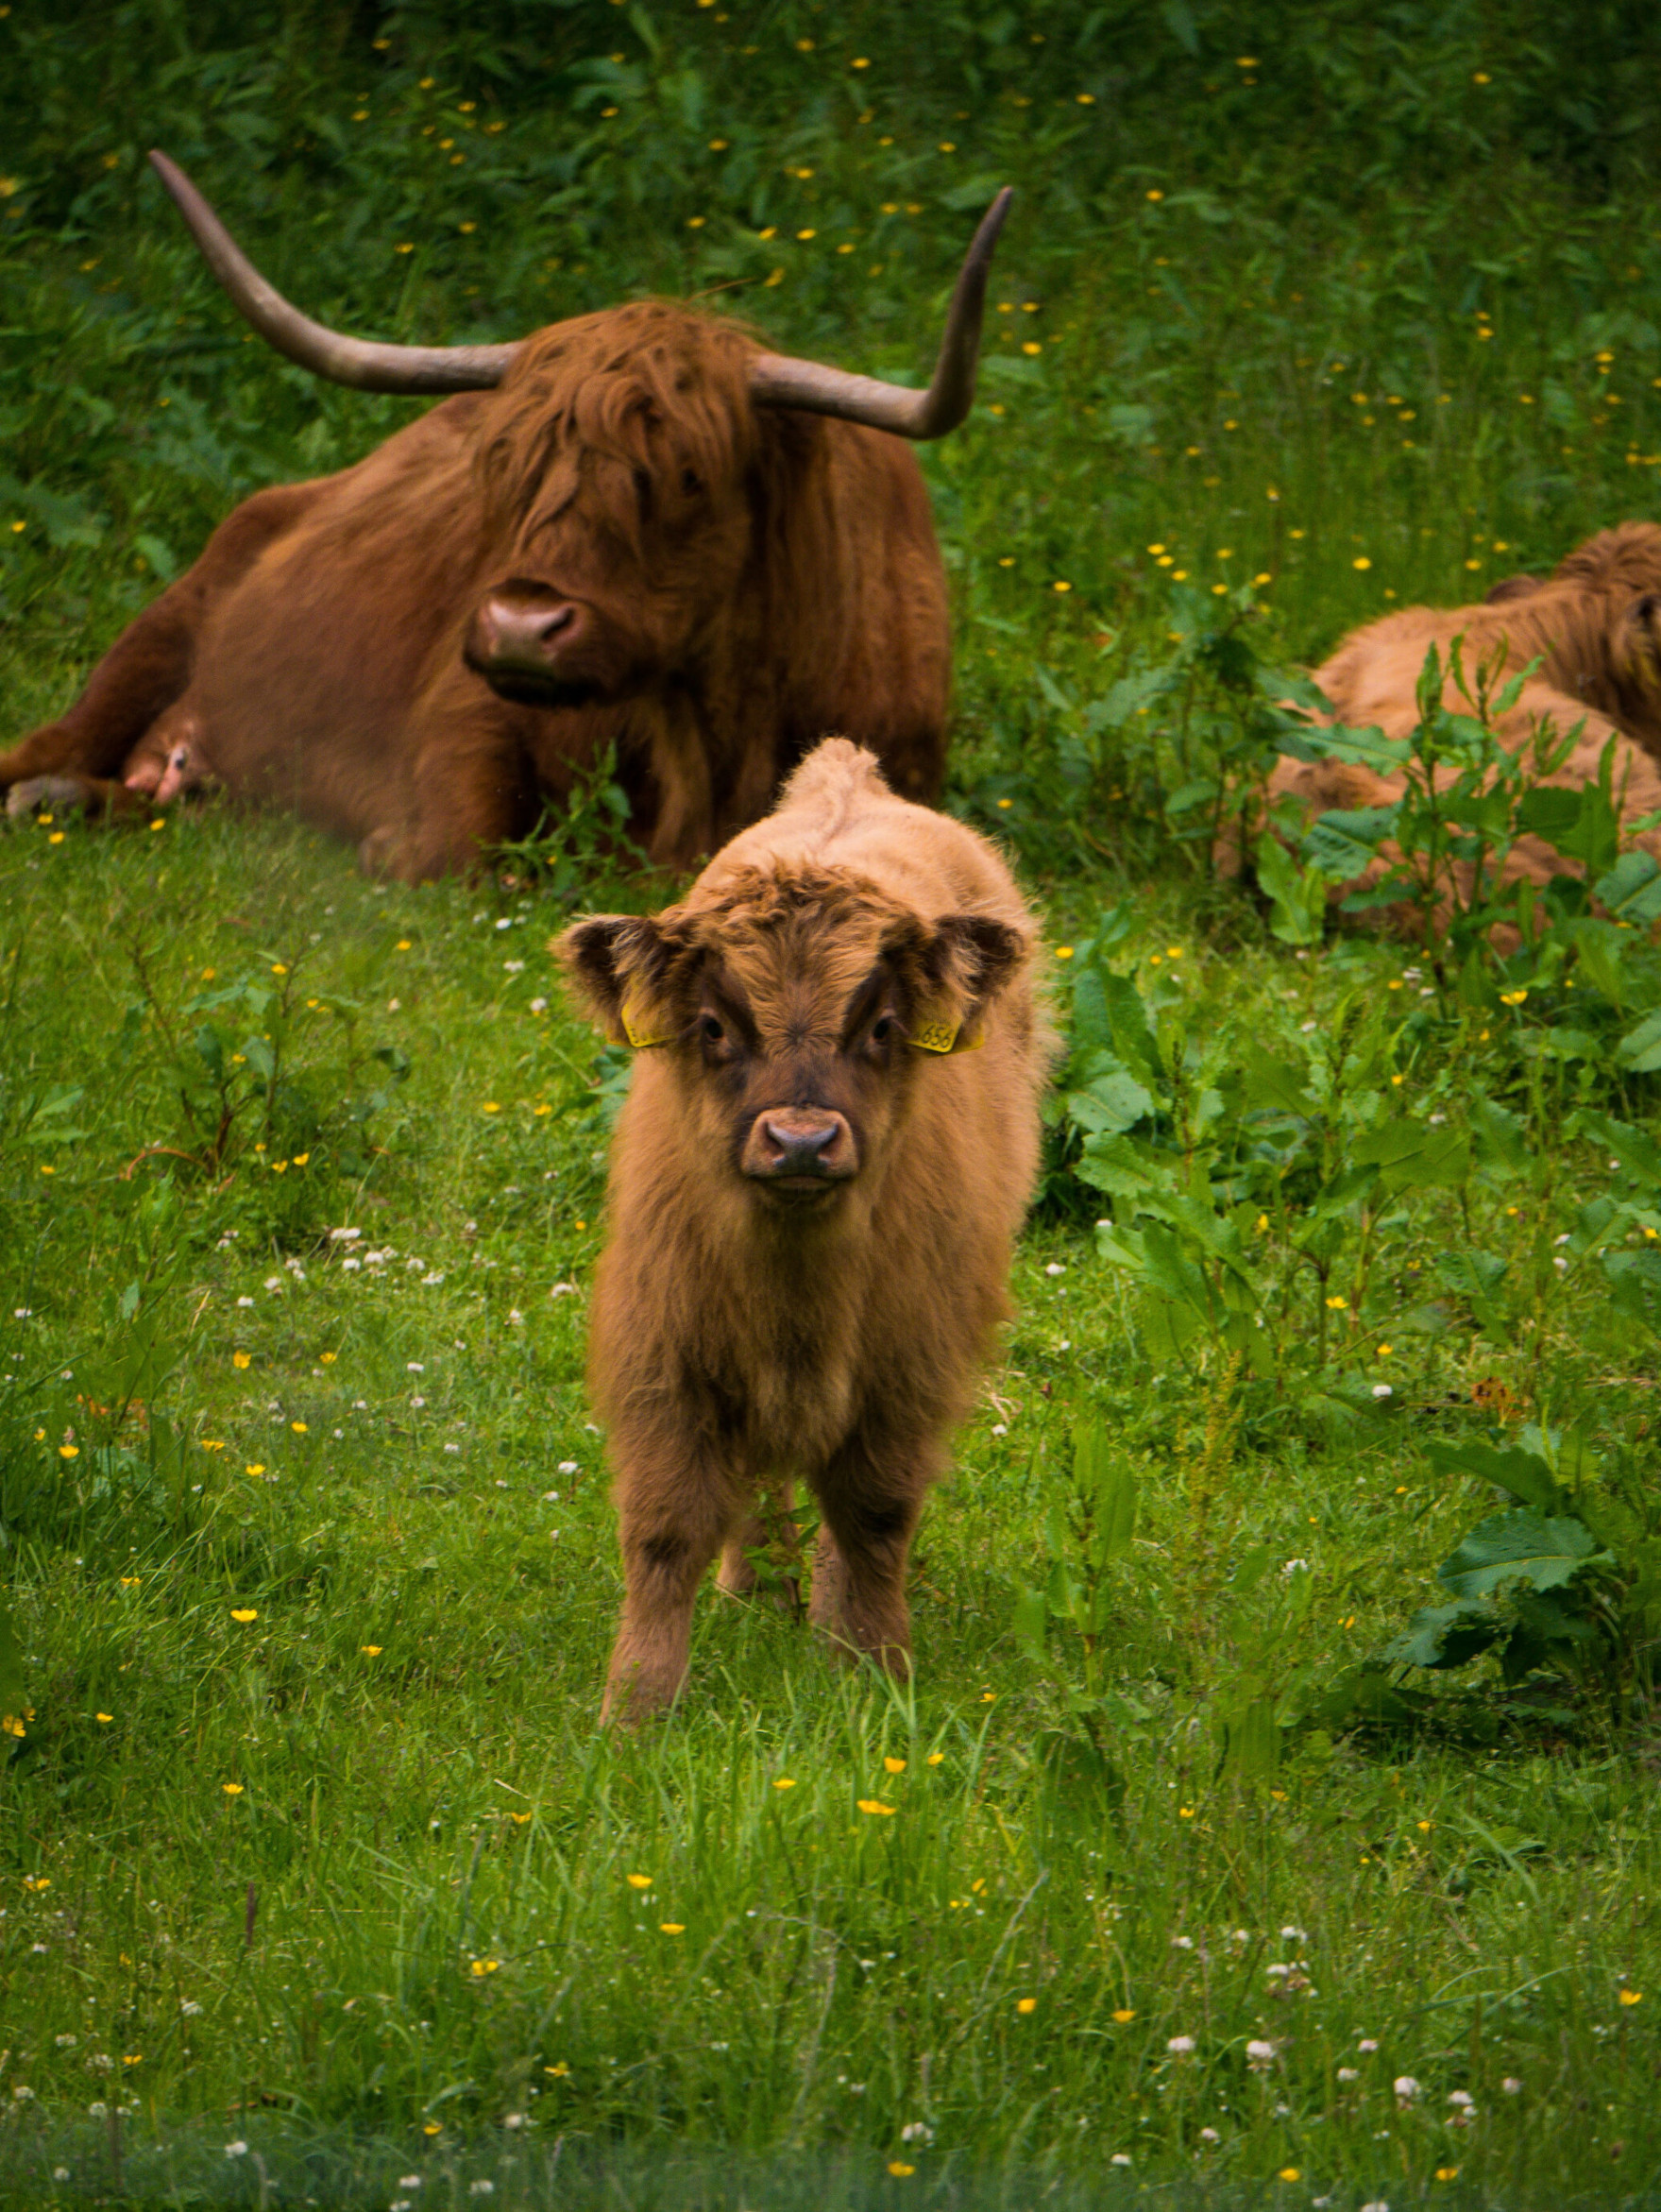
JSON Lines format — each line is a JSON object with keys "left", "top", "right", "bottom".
{"left": 4, "top": 4, "right": 1661, "bottom": 2206}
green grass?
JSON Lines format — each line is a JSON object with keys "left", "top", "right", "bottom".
{"left": 4, "top": 5, "right": 1661, "bottom": 2207}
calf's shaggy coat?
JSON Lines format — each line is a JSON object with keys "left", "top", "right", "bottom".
{"left": 561, "top": 740, "right": 1049, "bottom": 1720}
{"left": 1265, "top": 521, "right": 1661, "bottom": 903}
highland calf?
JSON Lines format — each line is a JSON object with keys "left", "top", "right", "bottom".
{"left": 560, "top": 739, "right": 1050, "bottom": 1721}
{"left": 1266, "top": 521, "right": 1661, "bottom": 902}
{"left": 0, "top": 155, "right": 1011, "bottom": 877}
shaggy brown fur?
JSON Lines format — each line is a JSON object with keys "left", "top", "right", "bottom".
{"left": 0, "top": 303, "right": 952, "bottom": 877}
{"left": 1265, "top": 520, "right": 1661, "bottom": 904}
{"left": 560, "top": 739, "right": 1051, "bottom": 1721}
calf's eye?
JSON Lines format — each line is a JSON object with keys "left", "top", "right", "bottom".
{"left": 700, "top": 1012, "right": 725, "bottom": 1044}
{"left": 871, "top": 1014, "right": 895, "bottom": 1044}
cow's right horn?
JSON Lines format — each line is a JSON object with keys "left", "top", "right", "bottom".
{"left": 149, "top": 151, "right": 519, "bottom": 394}
{"left": 748, "top": 187, "right": 1013, "bottom": 439}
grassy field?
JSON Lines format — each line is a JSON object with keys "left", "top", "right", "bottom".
{"left": 4, "top": 4, "right": 1661, "bottom": 2207}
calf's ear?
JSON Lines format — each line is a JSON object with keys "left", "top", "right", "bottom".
{"left": 557, "top": 915, "right": 674, "bottom": 1045}
{"left": 918, "top": 913, "right": 1028, "bottom": 1051}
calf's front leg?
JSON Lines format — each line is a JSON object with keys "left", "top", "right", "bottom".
{"left": 809, "top": 1434, "right": 937, "bottom": 1677}
{"left": 602, "top": 1447, "right": 740, "bottom": 1725}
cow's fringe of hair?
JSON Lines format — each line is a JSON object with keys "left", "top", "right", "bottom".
{"left": 1483, "top": 521, "right": 1661, "bottom": 748}
{"left": 472, "top": 298, "right": 856, "bottom": 710}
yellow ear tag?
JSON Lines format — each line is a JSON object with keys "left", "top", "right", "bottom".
{"left": 910, "top": 1011, "right": 963, "bottom": 1054}
{"left": 619, "top": 993, "right": 671, "bottom": 1049}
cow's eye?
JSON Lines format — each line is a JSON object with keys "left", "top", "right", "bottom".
{"left": 871, "top": 1014, "right": 896, "bottom": 1045}
{"left": 699, "top": 1012, "right": 725, "bottom": 1044}
{"left": 681, "top": 467, "right": 703, "bottom": 499}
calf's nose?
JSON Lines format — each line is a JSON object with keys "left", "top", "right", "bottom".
{"left": 741, "top": 1108, "right": 856, "bottom": 1183}
{"left": 765, "top": 1117, "right": 839, "bottom": 1170}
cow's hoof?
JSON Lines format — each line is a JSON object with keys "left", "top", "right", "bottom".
{"left": 6, "top": 776, "right": 85, "bottom": 819}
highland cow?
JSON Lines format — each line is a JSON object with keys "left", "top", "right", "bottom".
{"left": 0, "top": 154, "right": 1013, "bottom": 878}
{"left": 1265, "top": 521, "right": 1661, "bottom": 903}
{"left": 560, "top": 739, "right": 1050, "bottom": 1721}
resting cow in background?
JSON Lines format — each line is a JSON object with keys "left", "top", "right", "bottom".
{"left": 560, "top": 739, "right": 1051, "bottom": 1722}
{"left": 0, "top": 155, "right": 1012, "bottom": 878}
{"left": 1266, "top": 521, "right": 1661, "bottom": 894}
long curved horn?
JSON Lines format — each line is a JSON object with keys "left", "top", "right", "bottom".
{"left": 148, "top": 151, "right": 518, "bottom": 395}
{"left": 747, "top": 187, "right": 1012, "bottom": 438}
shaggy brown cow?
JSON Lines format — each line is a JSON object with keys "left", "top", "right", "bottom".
{"left": 1265, "top": 521, "right": 1661, "bottom": 903}
{"left": 0, "top": 154, "right": 1013, "bottom": 877}
{"left": 560, "top": 738, "right": 1050, "bottom": 1721}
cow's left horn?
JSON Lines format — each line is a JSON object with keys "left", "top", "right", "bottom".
{"left": 148, "top": 151, "right": 519, "bottom": 394}
{"left": 748, "top": 188, "right": 1012, "bottom": 438}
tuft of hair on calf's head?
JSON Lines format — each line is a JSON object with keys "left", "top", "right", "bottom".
{"left": 559, "top": 859, "right": 1031, "bottom": 1057}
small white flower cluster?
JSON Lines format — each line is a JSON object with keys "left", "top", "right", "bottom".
{"left": 899, "top": 2120, "right": 934, "bottom": 2144}
{"left": 1246, "top": 2039, "right": 1277, "bottom": 2071}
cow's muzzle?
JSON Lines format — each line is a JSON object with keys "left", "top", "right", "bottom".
{"left": 739, "top": 1108, "right": 857, "bottom": 1198}
{"left": 464, "top": 585, "right": 602, "bottom": 705}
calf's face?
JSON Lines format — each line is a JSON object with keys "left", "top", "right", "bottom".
{"left": 561, "top": 876, "right": 1025, "bottom": 1218}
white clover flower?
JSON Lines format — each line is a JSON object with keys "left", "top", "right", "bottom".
{"left": 1357, "top": 2037, "right": 1380, "bottom": 2052}
{"left": 1372, "top": 1383, "right": 1393, "bottom": 1398}
{"left": 502, "top": 2112, "right": 526, "bottom": 2128}
{"left": 1166, "top": 2035, "right": 1195, "bottom": 2055}
{"left": 87, "top": 2102, "right": 109, "bottom": 2118}
{"left": 1501, "top": 2077, "right": 1522, "bottom": 2094}
{"left": 530, "top": 997, "right": 549, "bottom": 1014}
{"left": 899, "top": 2120, "right": 934, "bottom": 2143}
{"left": 1394, "top": 2075, "right": 1420, "bottom": 2104}
{"left": 1448, "top": 2089, "right": 1474, "bottom": 2108}
{"left": 225, "top": 2140, "right": 248, "bottom": 2157}
{"left": 1246, "top": 2039, "right": 1277, "bottom": 2070}
{"left": 1110, "top": 2152, "right": 1131, "bottom": 2167}
{"left": 1337, "top": 2066, "right": 1359, "bottom": 2082}
{"left": 1198, "top": 2127, "right": 1220, "bottom": 2144}
{"left": 469, "top": 2185, "right": 495, "bottom": 2199}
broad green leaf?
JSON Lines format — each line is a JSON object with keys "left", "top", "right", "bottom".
{"left": 1077, "top": 1133, "right": 1181, "bottom": 1204}
{"left": 0, "top": 1604, "right": 25, "bottom": 1715}
{"left": 1615, "top": 1009, "right": 1661, "bottom": 1075}
{"left": 1594, "top": 849, "right": 1661, "bottom": 927}
{"left": 1066, "top": 1065, "right": 1156, "bottom": 1137}
{"left": 1580, "top": 1112, "right": 1661, "bottom": 1191}
{"left": 1076, "top": 1422, "right": 1137, "bottom": 1559}
{"left": 1384, "top": 1597, "right": 1504, "bottom": 1670}
{"left": 1425, "top": 1439, "right": 1562, "bottom": 1512}
{"left": 1517, "top": 781, "right": 1620, "bottom": 876}
{"left": 1350, "top": 1117, "right": 1470, "bottom": 1193}
{"left": 1239, "top": 1037, "right": 1315, "bottom": 1117}
{"left": 1303, "top": 805, "right": 1399, "bottom": 877}
{"left": 1099, "top": 972, "right": 1161, "bottom": 1084}
{"left": 1140, "top": 1220, "right": 1210, "bottom": 1316}
{"left": 1437, "top": 1510, "right": 1610, "bottom": 1599}
{"left": 242, "top": 1036, "right": 276, "bottom": 1081}
{"left": 1470, "top": 1096, "right": 1532, "bottom": 1179}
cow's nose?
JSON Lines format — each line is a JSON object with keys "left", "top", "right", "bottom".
{"left": 476, "top": 596, "right": 583, "bottom": 666}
